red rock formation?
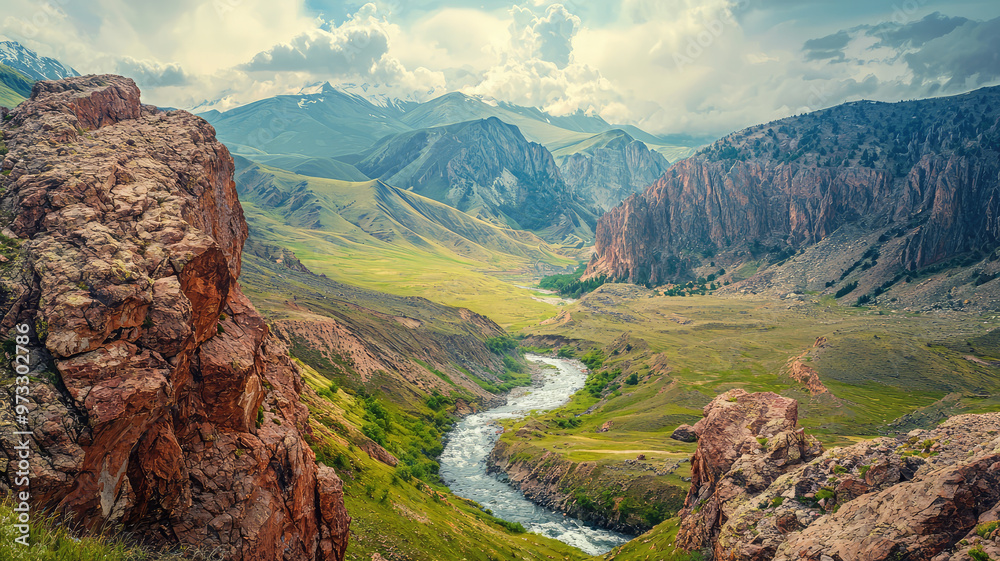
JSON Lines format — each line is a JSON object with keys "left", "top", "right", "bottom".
{"left": 0, "top": 76, "right": 348, "bottom": 559}
{"left": 675, "top": 389, "right": 824, "bottom": 554}
{"left": 672, "top": 388, "right": 1000, "bottom": 561}
{"left": 587, "top": 90, "right": 1000, "bottom": 286}
{"left": 778, "top": 454, "right": 1000, "bottom": 560}
{"left": 785, "top": 338, "right": 830, "bottom": 396}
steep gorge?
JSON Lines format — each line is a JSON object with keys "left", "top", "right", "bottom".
{"left": 0, "top": 76, "right": 349, "bottom": 559}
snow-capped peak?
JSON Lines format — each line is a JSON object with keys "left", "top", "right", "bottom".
{"left": 0, "top": 40, "right": 79, "bottom": 81}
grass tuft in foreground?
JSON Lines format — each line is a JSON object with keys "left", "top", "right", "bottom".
{"left": 0, "top": 497, "right": 223, "bottom": 561}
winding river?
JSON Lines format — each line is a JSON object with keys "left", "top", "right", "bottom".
{"left": 439, "top": 355, "right": 631, "bottom": 555}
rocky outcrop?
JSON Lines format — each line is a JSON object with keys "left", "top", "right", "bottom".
{"left": 673, "top": 389, "right": 1000, "bottom": 561}
{"left": 784, "top": 337, "right": 830, "bottom": 396}
{"left": 588, "top": 88, "right": 1000, "bottom": 289}
{"left": 243, "top": 238, "right": 313, "bottom": 273}
{"left": 556, "top": 129, "right": 670, "bottom": 212}
{"left": 0, "top": 76, "right": 348, "bottom": 559}
{"left": 670, "top": 424, "right": 697, "bottom": 442}
{"left": 557, "top": 130, "right": 670, "bottom": 212}
{"left": 676, "top": 389, "right": 825, "bottom": 554}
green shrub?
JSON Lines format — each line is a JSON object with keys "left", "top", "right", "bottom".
{"left": 394, "top": 464, "right": 412, "bottom": 482}
{"left": 484, "top": 335, "right": 518, "bottom": 354}
{"left": 557, "top": 345, "right": 575, "bottom": 358}
{"left": 835, "top": 281, "right": 858, "bottom": 298}
{"left": 580, "top": 348, "right": 605, "bottom": 369}
{"left": 625, "top": 372, "right": 639, "bottom": 385}
{"left": 815, "top": 487, "right": 836, "bottom": 501}
{"left": 502, "top": 355, "right": 525, "bottom": 373}
{"left": 362, "top": 423, "right": 386, "bottom": 446}
{"left": 770, "top": 496, "right": 784, "bottom": 507}
{"left": 497, "top": 519, "right": 526, "bottom": 533}
{"left": 969, "top": 545, "right": 989, "bottom": 561}
{"left": 976, "top": 520, "right": 999, "bottom": 538}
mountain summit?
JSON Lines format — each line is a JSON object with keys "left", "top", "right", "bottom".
{"left": 352, "top": 117, "right": 584, "bottom": 232}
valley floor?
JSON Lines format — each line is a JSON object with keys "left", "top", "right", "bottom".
{"left": 242, "top": 250, "right": 1000, "bottom": 559}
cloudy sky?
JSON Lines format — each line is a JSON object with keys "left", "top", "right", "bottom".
{"left": 2, "top": 0, "right": 999, "bottom": 136}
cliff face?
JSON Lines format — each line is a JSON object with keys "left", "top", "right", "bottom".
{"left": 674, "top": 389, "right": 1000, "bottom": 561}
{"left": 0, "top": 76, "right": 349, "bottom": 559}
{"left": 588, "top": 88, "right": 1000, "bottom": 288}
{"left": 558, "top": 130, "right": 671, "bottom": 213}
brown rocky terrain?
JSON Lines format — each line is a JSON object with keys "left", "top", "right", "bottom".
{"left": 587, "top": 87, "right": 1000, "bottom": 310}
{"left": 673, "top": 388, "right": 1000, "bottom": 561}
{"left": 0, "top": 76, "right": 349, "bottom": 559}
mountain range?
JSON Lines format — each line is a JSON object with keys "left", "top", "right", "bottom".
{"left": 200, "top": 81, "right": 704, "bottom": 244}
{"left": 347, "top": 116, "right": 595, "bottom": 240}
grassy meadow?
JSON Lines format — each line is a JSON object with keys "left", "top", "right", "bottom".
{"left": 237, "top": 165, "right": 581, "bottom": 330}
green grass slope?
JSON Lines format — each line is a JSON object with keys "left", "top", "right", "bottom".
{"left": 0, "top": 64, "right": 33, "bottom": 108}
{"left": 239, "top": 251, "right": 536, "bottom": 407}
{"left": 241, "top": 153, "right": 370, "bottom": 181}
{"left": 491, "top": 285, "right": 1000, "bottom": 556}
{"left": 235, "top": 162, "right": 577, "bottom": 329}
{"left": 522, "top": 286, "right": 1000, "bottom": 448}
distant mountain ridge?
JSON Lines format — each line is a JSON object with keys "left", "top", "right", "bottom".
{"left": 350, "top": 116, "right": 595, "bottom": 240}
{"left": 200, "top": 82, "right": 412, "bottom": 158}
{"left": 200, "top": 82, "right": 702, "bottom": 161}
{"left": 588, "top": 86, "right": 1000, "bottom": 311}
{"left": 232, "top": 157, "right": 573, "bottom": 266}
{"left": 554, "top": 129, "right": 671, "bottom": 212}
{"left": 0, "top": 40, "right": 78, "bottom": 81}
{"left": 203, "top": 84, "right": 692, "bottom": 244}
{"left": 0, "top": 40, "right": 80, "bottom": 107}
